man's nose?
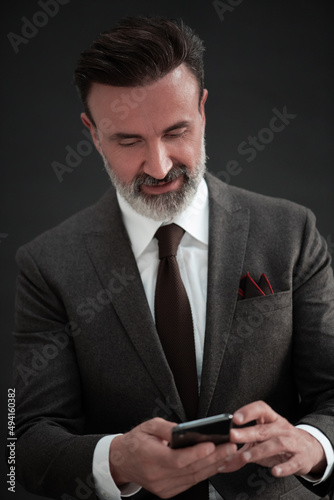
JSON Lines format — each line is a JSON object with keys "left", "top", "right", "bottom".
{"left": 143, "top": 143, "right": 173, "bottom": 179}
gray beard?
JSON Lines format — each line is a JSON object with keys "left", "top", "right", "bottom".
{"left": 100, "top": 137, "right": 207, "bottom": 221}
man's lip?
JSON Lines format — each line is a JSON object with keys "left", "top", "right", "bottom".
{"left": 140, "top": 176, "right": 183, "bottom": 195}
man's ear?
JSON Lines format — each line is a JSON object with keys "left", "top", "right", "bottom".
{"left": 81, "top": 113, "right": 101, "bottom": 153}
{"left": 199, "top": 89, "right": 208, "bottom": 131}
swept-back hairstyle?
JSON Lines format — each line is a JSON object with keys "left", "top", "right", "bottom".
{"left": 74, "top": 16, "right": 205, "bottom": 122}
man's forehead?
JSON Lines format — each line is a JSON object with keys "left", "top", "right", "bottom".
{"left": 87, "top": 64, "right": 200, "bottom": 113}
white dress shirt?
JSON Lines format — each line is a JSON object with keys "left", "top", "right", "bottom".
{"left": 93, "top": 178, "right": 333, "bottom": 499}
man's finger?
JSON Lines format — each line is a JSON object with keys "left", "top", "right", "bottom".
{"left": 173, "top": 444, "right": 238, "bottom": 482}
{"left": 233, "top": 400, "right": 278, "bottom": 426}
{"left": 140, "top": 417, "right": 177, "bottom": 441}
{"left": 241, "top": 438, "right": 291, "bottom": 464}
{"left": 271, "top": 456, "right": 307, "bottom": 478}
{"left": 230, "top": 421, "right": 280, "bottom": 444}
{"left": 170, "top": 441, "right": 217, "bottom": 468}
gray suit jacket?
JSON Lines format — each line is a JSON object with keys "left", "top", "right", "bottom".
{"left": 12, "top": 173, "right": 334, "bottom": 499}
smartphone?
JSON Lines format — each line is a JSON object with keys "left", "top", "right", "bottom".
{"left": 171, "top": 413, "right": 233, "bottom": 449}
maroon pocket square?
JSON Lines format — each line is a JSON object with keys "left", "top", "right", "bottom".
{"left": 238, "top": 272, "right": 274, "bottom": 300}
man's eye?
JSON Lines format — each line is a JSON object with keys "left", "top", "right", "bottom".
{"left": 166, "top": 130, "right": 187, "bottom": 139}
{"left": 119, "top": 140, "right": 140, "bottom": 147}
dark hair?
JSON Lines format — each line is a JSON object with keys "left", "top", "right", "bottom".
{"left": 74, "top": 16, "right": 205, "bottom": 123}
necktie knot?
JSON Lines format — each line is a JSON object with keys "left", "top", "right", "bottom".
{"left": 155, "top": 223, "right": 185, "bottom": 259}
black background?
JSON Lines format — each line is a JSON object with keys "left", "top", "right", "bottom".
{"left": 1, "top": 1, "right": 333, "bottom": 499}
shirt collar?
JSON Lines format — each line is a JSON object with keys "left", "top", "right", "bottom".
{"left": 117, "top": 177, "right": 209, "bottom": 258}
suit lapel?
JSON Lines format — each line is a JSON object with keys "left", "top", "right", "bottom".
{"left": 84, "top": 189, "right": 186, "bottom": 421}
{"left": 198, "top": 174, "right": 250, "bottom": 417}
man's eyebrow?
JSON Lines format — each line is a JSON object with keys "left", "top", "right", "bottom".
{"left": 108, "top": 132, "right": 142, "bottom": 141}
{"left": 107, "top": 120, "right": 191, "bottom": 142}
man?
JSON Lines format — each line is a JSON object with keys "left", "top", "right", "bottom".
{"left": 12, "top": 16, "right": 334, "bottom": 500}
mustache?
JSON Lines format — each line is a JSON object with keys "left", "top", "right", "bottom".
{"left": 133, "top": 165, "right": 188, "bottom": 187}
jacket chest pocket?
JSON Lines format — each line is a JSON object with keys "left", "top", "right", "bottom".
{"left": 229, "top": 289, "right": 292, "bottom": 349}
{"left": 222, "top": 291, "right": 293, "bottom": 398}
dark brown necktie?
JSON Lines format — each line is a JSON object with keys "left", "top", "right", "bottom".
{"left": 155, "top": 223, "right": 198, "bottom": 420}
{"left": 154, "top": 224, "right": 208, "bottom": 500}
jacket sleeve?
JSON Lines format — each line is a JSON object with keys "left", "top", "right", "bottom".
{"left": 12, "top": 244, "right": 105, "bottom": 500}
{"left": 293, "top": 208, "right": 334, "bottom": 497}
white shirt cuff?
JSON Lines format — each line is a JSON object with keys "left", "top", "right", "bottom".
{"left": 93, "top": 435, "right": 142, "bottom": 499}
{"left": 296, "top": 424, "right": 334, "bottom": 484}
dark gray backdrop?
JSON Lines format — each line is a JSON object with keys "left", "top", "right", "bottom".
{"left": 1, "top": 1, "right": 333, "bottom": 499}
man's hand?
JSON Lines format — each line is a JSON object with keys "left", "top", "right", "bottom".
{"left": 109, "top": 417, "right": 237, "bottom": 498}
{"left": 218, "top": 400, "right": 327, "bottom": 479}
